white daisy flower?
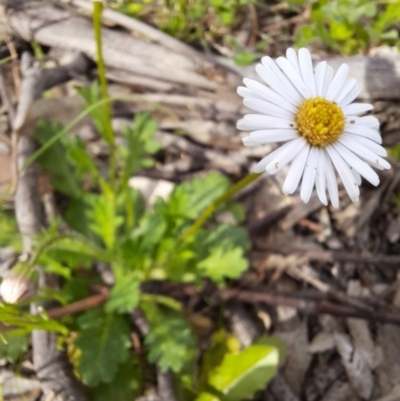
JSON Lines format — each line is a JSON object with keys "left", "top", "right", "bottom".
{"left": 237, "top": 48, "right": 391, "bottom": 208}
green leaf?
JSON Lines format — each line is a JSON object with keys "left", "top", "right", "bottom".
{"left": 118, "top": 187, "right": 146, "bottom": 233}
{"left": 40, "top": 254, "right": 72, "bottom": 279}
{"left": 255, "top": 336, "right": 286, "bottom": 364}
{"left": 224, "top": 203, "right": 245, "bottom": 223}
{"left": 196, "top": 224, "right": 249, "bottom": 285}
{"left": 198, "top": 247, "right": 247, "bottom": 285}
{"left": 62, "top": 276, "right": 90, "bottom": 303}
{"left": 42, "top": 236, "right": 111, "bottom": 268}
{"left": 197, "top": 345, "right": 279, "bottom": 401}
{"left": 374, "top": 3, "right": 400, "bottom": 32}
{"left": 64, "top": 194, "right": 98, "bottom": 241}
{"left": 0, "top": 332, "right": 29, "bottom": 362}
{"left": 64, "top": 135, "right": 98, "bottom": 182}
{"left": 330, "top": 20, "right": 352, "bottom": 40}
{"left": 86, "top": 183, "right": 124, "bottom": 250}
{"left": 0, "top": 302, "right": 67, "bottom": 335}
{"left": 142, "top": 299, "right": 196, "bottom": 373}
{"left": 199, "top": 330, "right": 241, "bottom": 387}
{"left": 91, "top": 356, "right": 141, "bottom": 401}
{"left": 167, "top": 173, "right": 230, "bottom": 220}
{"left": 105, "top": 271, "right": 141, "bottom": 313}
{"left": 233, "top": 52, "right": 262, "bottom": 67}
{"left": 119, "top": 112, "right": 160, "bottom": 178}
{"left": 135, "top": 211, "right": 167, "bottom": 253}
{"left": 76, "top": 308, "right": 131, "bottom": 386}
{"left": 295, "top": 25, "right": 316, "bottom": 45}
{"left": 380, "top": 29, "right": 398, "bottom": 40}
{"left": 35, "top": 120, "right": 82, "bottom": 197}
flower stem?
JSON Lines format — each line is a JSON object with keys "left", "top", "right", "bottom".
{"left": 183, "top": 172, "right": 261, "bottom": 240}
{"left": 92, "top": 1, "right": 116, "bottom": 184}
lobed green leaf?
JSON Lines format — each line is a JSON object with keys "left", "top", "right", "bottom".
{"left": 75, "top": 308, "right": 131, "bottom": 386}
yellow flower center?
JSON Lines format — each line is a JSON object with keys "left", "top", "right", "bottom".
{"left": 296, "top": 97, "right": 345, "bottom": 147}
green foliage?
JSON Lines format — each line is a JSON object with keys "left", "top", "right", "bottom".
{"left": 196, "top": 345, "right": 279, "bottom": 401}
{"left": 109, "top": 0, "right": 256, "bottom": 44}
{"left": 0, "top": 332, "right": 29, "bottom": 363}
{"left": 6, "top": 69, "right": 257, "bottom": 398}
{"left": 143, "top": 298, "right": 196, "bottom": 373}
{"left": 295, "top": 0, "right": 400, "bottom": 54}
{"left": 75, "top": 308, "right": 131, "bottom": 386}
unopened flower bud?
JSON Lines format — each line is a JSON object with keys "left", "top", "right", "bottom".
{"left": 0, "top": 271, "right": 35, "bottom": 304}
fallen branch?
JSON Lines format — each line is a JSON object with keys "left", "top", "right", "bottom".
{"left": 1, "top": 0, "right": 224, "bottom": 91}
{"left": 2, "top": 281, "right": 398, "bottom": 330}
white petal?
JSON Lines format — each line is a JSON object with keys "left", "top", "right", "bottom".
{"left": 266, "top": 137, "right": 307, "bottom": 174}
{"left": 255, "top": 64, "right": 291, "bottom": 102}
{"left": 243, "top": 98, "right": 294, "bottom": 120}
{"left": 350, "top": 167, "right": 362, "bottom": 185}
{"left": 314, "top": 61, "right": 327, "bottom": 97}
{"left": 261, "top": 57, "right": 303, "bottom": 105}
{"left": 326, "top": 64, "right": 349, "bottom": 101}
{"left": 282, "top": 145, "right": 310, "bottom": 194}
{"left": 243, "top": 129, "right": 298, "bottom": 146}
{"left": 322, "top": 65, "right": 333, "bottom": 97}
{"left": 252, "top": 140, "right": 297, "bottom": 173}
{"left": 332, "top": 142, "right": 379, "bottom": 186}
{"left": 346, "top": 115, "right": 380, "bottom": 128}
{"left": 338, "top": 136, "right": 391, "bottom": 170}
{"left": 324, "top": 151, "right": 339, "bottom": 208}
{"left": 344, "top": 124, "right": 382, "bottom": 144}
{"left": 326, "top": 145, "right": 360, "bottom": 202}
{"left": 339, "top": 83, "right": 361, "bottom": 107}
{"left": 237, "top": 115, "right": 296, "bottom": 131}
{"left": 343, "top": 103, "right": 373, "bottom": 115}
{"left": 243, "top": 78, "right": 297, "bottom": 113}
{"left": 298, "top": 48, "right": 316, "bottom": 97}
{"left": 237, "top": 86, "right": 262, "bottom": 99}
{"left": 340, "top": 133, "right": 386, "bottom": 157}
{"left": 300, "top": 147, "right": 318, "bottom": 203}
{"left": 335, "top": 79, "right": 357, "bottom": 104}
{"left": 276, "top": 57, "right": 310, "bottom": 99}
{"left": 252, "top": 151, "right": 279, "bottom": 173}
{"left": 286, "top": 48, "right": 301, "bottom": 75}
{"left": 315, "top": 148, "right": 328, "bottom": 205}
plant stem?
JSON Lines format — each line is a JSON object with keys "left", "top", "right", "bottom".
{"left": 92, "top": 1, "right": 117, "bottom": 184}
{"left": 183, "top": 172, "right": 261, "bottom": 240}
{"left": 29, "top": 234, "right": 71, "bottom": 268}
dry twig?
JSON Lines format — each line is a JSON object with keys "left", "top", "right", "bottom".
{"left": 12, "top": 51, "right": 91, "bottom": 401}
